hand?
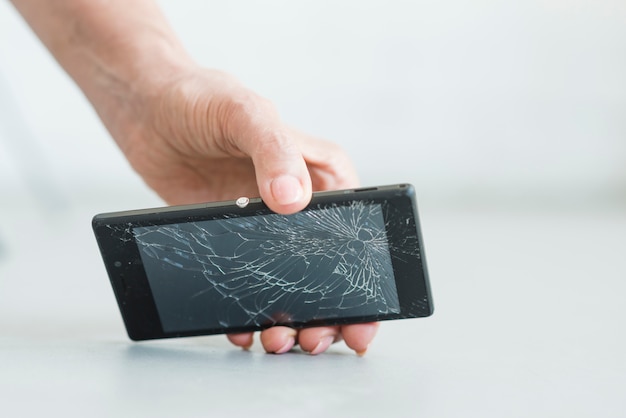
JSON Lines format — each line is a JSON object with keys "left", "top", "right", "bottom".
{"left": 114, "top": 67, "right": 379, "bottom": 355}
{"left": 12, "top": 0, "right": 379, "bottom": 355}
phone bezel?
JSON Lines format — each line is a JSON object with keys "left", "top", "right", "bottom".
{"left": 92, "top": 184, "right": 433, "bottom": 341}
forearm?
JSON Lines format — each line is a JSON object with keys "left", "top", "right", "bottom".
{"left": 10, "top": 0, "right": 194, "bottom": 144}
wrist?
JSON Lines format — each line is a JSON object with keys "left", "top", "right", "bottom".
{"left": 73, "top": 34, "right": 197, "bottom": 147}
{"left": 12, "top": 0, "right": 197, "bottom": 149}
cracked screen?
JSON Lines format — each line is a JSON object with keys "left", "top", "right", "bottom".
{"left": 133, "top": 202, "right": 400, "bottom": 333}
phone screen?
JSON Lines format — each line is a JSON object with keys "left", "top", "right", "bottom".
{"left": 132, "top": 202, "right": 401, "bottom": 333}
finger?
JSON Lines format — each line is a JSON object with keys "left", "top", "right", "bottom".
{"left": 260, "top": 326, "right": 298, "bottom": 354}
{"left": 341, "top": 322, "right": 380, "bottom": 356}
{"left": 250, "top": 130, "right": 312, "bottom": 214}
{"left": 289, "top": 128, "right": 360, "bottom": 191}
{"left": 297, "top": 326, "right": 342, "bottom": 355}
{"left": 226, "top": 333, "right": 254, "bottom": 349}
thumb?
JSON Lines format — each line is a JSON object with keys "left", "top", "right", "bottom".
{"left": 248, "top": 130, "right": 313, "bottom": 214}
{"left": 217, "top": 90, "right": 312, "bottom": 214}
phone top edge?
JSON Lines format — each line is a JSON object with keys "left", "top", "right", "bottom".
{"left": 92, "top": 197, "right": 265, "bottom": 221}
{"left": 92, "top": 183, "right": 415, "bottom": 222}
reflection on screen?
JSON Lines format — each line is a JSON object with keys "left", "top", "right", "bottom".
{"left": 133, "top": 202, "right": 400, "bottom": 333}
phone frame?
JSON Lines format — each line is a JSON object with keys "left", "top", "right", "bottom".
{"left": 92, "top": 184, "right": 433, "bottom": 341}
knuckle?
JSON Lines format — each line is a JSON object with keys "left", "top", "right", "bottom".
{"left": 256, "top": 129, "right": 296, "bottom": 157}
{"left": 222, "top": 90, "right": 276, "bottom": 126}
{"left": 217, "top": 91, "right": 289, "bottom": 155}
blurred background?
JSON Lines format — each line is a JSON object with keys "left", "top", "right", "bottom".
{"left": 1, "top": 0, "right": 624, "bottom": 209}
{"left": 0, "top": 1, "right": 624, "bottom": 416}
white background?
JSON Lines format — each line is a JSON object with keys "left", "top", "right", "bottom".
{"left": 1, "top": 0, "right": 624, "bottom": 207}
{"left": 0, "top": 1, "right": 625, "bottom": 417}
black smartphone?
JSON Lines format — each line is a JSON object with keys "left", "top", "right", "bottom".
{"left": 92, "top": 184, "right": 433, "bottom": 341}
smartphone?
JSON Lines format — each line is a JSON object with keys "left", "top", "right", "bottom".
{"left": 92, "top": 184, "right": 433, "bottom": 341}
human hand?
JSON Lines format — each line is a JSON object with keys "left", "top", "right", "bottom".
{"left": 111, "top": 67, "right": 379, "bottom": 355}
{"left": 12, "top": 0, "right": 378, "bottom": 355}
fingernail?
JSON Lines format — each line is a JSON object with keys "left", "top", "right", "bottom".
{"left": 355, "top": 346, "right": 369, "bottom": 357}
{"left": 270, "top": 175, "right": 303, "bottom": 206}
{"left": 274, "top": 336, "right": 296, "bottom": 354}
{"left": 309, "top": 336, "right": 335, "bottom": 356}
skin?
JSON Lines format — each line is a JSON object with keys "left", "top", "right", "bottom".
{"left": 11, "top": 0, "right": 379, "bottom": 355}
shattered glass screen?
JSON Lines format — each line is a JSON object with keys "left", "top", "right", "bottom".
{"left": 133, "top": 202, "right": 400, "bottom": 333}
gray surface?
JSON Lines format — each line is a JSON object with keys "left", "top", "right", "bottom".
{"left": 1, "top": 203, "right": 624, "bottom": 417}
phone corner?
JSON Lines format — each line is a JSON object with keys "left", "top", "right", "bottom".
{"left": 91, "top": 213, "right": 103, "bottom": 229}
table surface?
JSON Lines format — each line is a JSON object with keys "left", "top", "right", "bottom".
{"left": 1, "top": 200, "right": 624, "bottom": 418}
